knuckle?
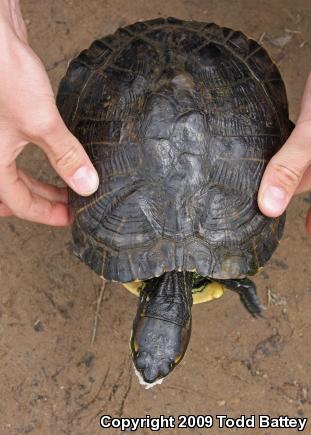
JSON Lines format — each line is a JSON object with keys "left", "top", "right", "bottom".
{"left": 269, "top": 160, "right": 301, "bottom": 189}
{"left": 14, "top": 208, "right": 27, "bottom": 220}
{"left": 37, "top": 112, "right": 60, "bottom": 136}
{"left": 55, "top": 145, "right": 81, "bottom": 171}
{"left": 24, "top": 102, "right": 59, "bottom": 136}
{"left": 23, "top": 110, "right": 60, "bottom": 140}
{"left": 13, "top": 202, "right": 30, "bottom": 220}
{"left": 16, "top": 197, "right": 51, "bottom": 223}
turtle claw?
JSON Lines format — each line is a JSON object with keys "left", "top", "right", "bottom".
{"left": 220, "top": 278, "right": 264, "bottom": 318}
{"left": 249, "top": 304, "right": 265, "bottom": 319}
{"left": 238, "top": 285, "right": 264, "bottom": 318}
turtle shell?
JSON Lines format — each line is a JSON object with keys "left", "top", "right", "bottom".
{"left": 57, "top": 17, "right": 290, "bottom": 283}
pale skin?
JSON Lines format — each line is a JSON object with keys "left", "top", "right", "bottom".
{"left": 0, "top": 1, "right": 311, "bottom": 235}
{"left": 258, "top": 72, "right": 311, "bottom": 236}
{"left": 0, "top": 0, "right": 99, "bottom": 226}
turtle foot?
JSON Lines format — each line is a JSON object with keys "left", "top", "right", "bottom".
{"left": 222, "top": 278, "right": 264, "bottom": 318}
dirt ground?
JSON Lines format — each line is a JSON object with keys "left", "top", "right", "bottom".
{"left": 1, "top": 0, "right": 311, "bottom": 434}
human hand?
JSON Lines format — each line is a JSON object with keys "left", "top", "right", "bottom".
{"left": 258, "top": 72, "right": 311, "bottom": 236}
{"left": 0, "top": 0, "right": 99, "bottom": 226}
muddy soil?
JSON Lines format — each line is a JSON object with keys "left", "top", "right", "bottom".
{"left": 1, "top": 1, "right": 311, "bottom": 434}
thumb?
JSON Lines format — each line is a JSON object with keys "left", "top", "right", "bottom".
{"left": 36, "top": 110, "right": 99, "bottom": 196}
{"left": 258, "top": 123, "right": 311, "bottom": 217}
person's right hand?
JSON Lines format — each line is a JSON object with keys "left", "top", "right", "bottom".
{"left": 0, "top": 0, "right": 99, "bottom": 226}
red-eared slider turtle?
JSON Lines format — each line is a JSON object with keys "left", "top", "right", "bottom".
{"left": 57, "top": 17, "right": 292, "bottom": 386}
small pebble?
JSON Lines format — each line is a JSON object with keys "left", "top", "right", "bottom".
{"left": 217, "top": 400, "right": 226, "bottom": 406}
{"left": 33, "top": 319, "right": 44, "bottom": 332}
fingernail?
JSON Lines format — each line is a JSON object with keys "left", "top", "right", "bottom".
{"left": 71, "top": 166, "right": 99, "bottom": 195}
{"left": 262, "top": 186, "right": 288, "bottom": 215}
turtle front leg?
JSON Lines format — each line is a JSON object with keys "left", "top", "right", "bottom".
{"left": 131, "top": 271, "right": 194, "bottom": 386}
{"left": 221, "top": 278, "right": 264, "bottom": 318}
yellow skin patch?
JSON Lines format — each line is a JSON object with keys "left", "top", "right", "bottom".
{"left": 122, "top": 280, "right": 226, "bottom": 304}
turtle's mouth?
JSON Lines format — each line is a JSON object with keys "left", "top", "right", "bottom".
{"left": 130, "top": 271, "right": 193, "bottom": 384}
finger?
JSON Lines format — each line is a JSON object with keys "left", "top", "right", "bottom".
{"left": 11, "top": 2, "right": 28, "bottom": 43}
{"left": 17, "top": 169, "right": 68, "bottom": 203}
{"left": 298, "top": 72, "right": 311, "bottom": 123}
{"left": 0, "top": 201, "right": 13, "bottom": 217}
{"left": 0, "top": 162, "right": 70, "bottom": 226}
{"left": 258, "top": 123, "right": 311, "bottom": 217}
{"left": 296, "top": 165, "right": 311, "bottom": 194}
{"left": 36, "top": 110, "right": 99, "bottom": 196}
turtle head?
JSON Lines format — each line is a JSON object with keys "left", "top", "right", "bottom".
{"left": 130, "top": 271, "right": 193, "bottom": 386}
{"left": 131, "top": 315, "right": 192, "bottom": 386}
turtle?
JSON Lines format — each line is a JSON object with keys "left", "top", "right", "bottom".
{"left": 57, "top": 17, "right": 292, "bottom": 386}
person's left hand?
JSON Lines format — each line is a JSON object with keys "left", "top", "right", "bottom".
{"left": 0, "top": 0, "right": 99, "bottom": 226}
